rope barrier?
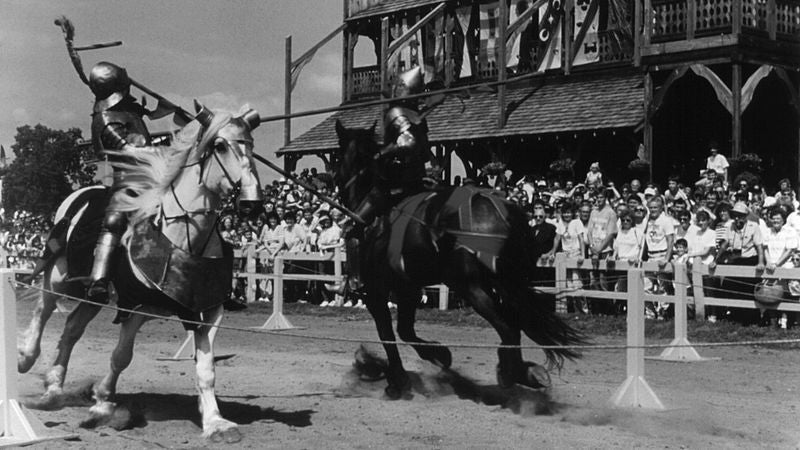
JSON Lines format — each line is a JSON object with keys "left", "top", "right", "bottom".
{"left": 12, "top": 279, "right": 800, "bottom": 352}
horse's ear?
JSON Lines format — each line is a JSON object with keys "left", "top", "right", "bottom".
{"left": 335, "top": 119, "right": 346, "bottom": 139}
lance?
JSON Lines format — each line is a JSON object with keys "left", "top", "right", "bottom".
{"left": 250, "top": 153, "right": 364, "bottom": 225}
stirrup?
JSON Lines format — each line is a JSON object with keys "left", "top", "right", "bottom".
{"left": 86, "top": 279, "right": 110, "bottom": 304}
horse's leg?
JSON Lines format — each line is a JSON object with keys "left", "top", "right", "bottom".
{"left": 364, "top": 284, "right": 409, "bottom": 400}
{"left": 395, "top": 287, "right": 452, "bottom": 369}
{"left": 195, "top": 305, "right": 240, "bottom": 443}
{"left": 18, "top": 266, "right": 62, "bottom": 373}
{"left": 43, "top": 288, "right": 102, "bottom": 398}
{"left": 88, "top": 311, "right": 149, "bottom": 420}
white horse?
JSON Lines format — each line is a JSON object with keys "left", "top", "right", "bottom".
{"left": 17, "top": 103, "right": 262, "bottom": 443}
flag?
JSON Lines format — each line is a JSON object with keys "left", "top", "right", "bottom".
{"left": 423, "top": 15, "right": 444, "bottom": 83}
{"left": 290, "top": 50, "right": 316, "bottom": 92}
{"left": 506, "top": 0, "right": 535, "bottom": 68}
{"left": 0, "top": 145, "right": 6, "bottom": 167}
{"left": 478, "top": 2, "right": 500, "bottom": 77}
{"left": 537, "top": 0, "right": 563, "bottom": 72}
{"left": 455, "top": 6, "right": 473, "bottom": 78}
{"left": 573, "top": 0, "right": 600, "bottom": 66}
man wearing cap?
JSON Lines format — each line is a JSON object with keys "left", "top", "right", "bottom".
{"left": 717, "top": 202, "right": 764, "bottom": 267}
{"left": 586, "top": 189, "right": 618, "bottom": 313}
{"left": 86, "top": 61, "right": 153, "bottom": 303}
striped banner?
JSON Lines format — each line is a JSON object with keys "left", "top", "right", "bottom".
{"left": 455, "top": 6, "right": 473, "bottom": 78}
{"left": 478, "top": 2, "right": 500, "bottom": 76}
{"left": 573, "top": 0, "right": 599, "bottom": 66}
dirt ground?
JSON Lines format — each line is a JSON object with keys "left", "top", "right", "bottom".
{"left": 11, "top": 298, "right": 800, "bottom": 450}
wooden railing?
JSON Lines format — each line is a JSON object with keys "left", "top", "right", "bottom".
{"left": 648, "top": 0, "right": 800, "bottom": 42}
{"left": 351, "top": 65, "right": 382, "bottom": 97}
{"left": 543, "top": 253, "right": 800, "bottom": 319}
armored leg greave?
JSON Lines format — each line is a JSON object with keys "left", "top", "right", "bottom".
{"left": 87, "top": 210, "right": 127, "bottom": 303}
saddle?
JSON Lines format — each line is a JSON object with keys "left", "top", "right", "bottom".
{"left": 46, "top": 187, "right": 231, "bottom": 320}
{"left": 387, "top": 185, "right": 511, "bottom": 276}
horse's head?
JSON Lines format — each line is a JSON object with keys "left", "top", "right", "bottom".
{"left": 190, "top": 101, "right": 263, "bottom": 210}
{"left": 334, "top": 119, "right": 378, "bottom": 211}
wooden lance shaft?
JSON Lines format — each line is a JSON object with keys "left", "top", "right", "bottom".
{"left": 251, "top": 153, "right": 364, "bottom": 225}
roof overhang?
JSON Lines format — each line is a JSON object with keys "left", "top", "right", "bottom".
{"left": 278, "top": 72, "right": 644, "bottom": 157}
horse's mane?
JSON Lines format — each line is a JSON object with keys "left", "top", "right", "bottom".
{"left": 106, "top": 111, "right": 234, "bottom": 225}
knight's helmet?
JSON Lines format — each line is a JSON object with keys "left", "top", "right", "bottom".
{"left": 391, "top": 66, "right": 424, "bottom": 100}
{"left": 194, "top": 100, "right": 263, "bottom": 204}
{"left": 89, "top": 62, "right": 131, "bottom": 112}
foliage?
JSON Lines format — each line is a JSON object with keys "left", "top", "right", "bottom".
{"left": 2, "top": 124, "right": 97, "bottom": 217}
{"left": 627, "top": 158, "right": 650, "bottom": 173}
{"left": 480, "top": 161, "right": 507, "bottom": 176}
{"left": 729, "top": 153, "right": 763, "bottom": 183}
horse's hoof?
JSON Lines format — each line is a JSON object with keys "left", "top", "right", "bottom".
{"left": 384, "top": 371, "right": 411, "bottom": 400}
{"left": 80, "top": 401, "right": 115, "bottom": 429}
{"left": 204, "top": 420, "right": 241, "bottom": 444}
{"left": 417, "top": 343, "right": 452, "bottom": 369}
{"left": 522, "top": 362, "right": 551, "bottom": 389}
{"left": 17, "top": 351, "right": 38, "bottom": 373}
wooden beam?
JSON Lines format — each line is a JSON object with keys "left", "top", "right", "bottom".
{"left": 640, "top": 34, "right": 739, "bottom": 56}
{"left": 570, "top": 0, "right": 600, "bottom": 67}
{"left": 634, "top": 0, "right": 642, "bottom": 66}
{"left": 284, "top": 36, "right": 292, "bottom": 147}
{"left": 644, "top": 0, "right": 653, "bottom": 46}
{"left": 687, "top": 0, "right": 696, "bottom": 40}
{"left": 498, "top": 0, "right": 508, "bottom": 129}
{"left": 444, "top": 11, "right": 454, "bottom": 87}
{"left": 291, "top": 24, "right": 347, "bottom": 70}
{"left": 768, "top": 0, "right": 777, "bottom": 40}
{"left": 731, "top": 63, "right": 742, "bottom": 158}
{"left": 644, "top": 72, "right": 654, "bottom": 182}
{"left": 732, "top": 0, "right": 742, "bottom": 35}
{"left": 342, "top": 0, "right": 351, "bottom": 103}
{"left": 648, "top": 65, "right": 689, "bottom": 120}
{"left": 380, "top": 17, "right": 390, "bottom": 104}
{"left": 775, "top": 67, "right": 800, "bottom": 115}
{"left": 386, "top": 3, "right": 446, "bottom": 56}
{"left": 507, "top": 0, "right": 547, "bottom": 36}
{"left": 564, "top": 0, "right": 574, "bottom": 74}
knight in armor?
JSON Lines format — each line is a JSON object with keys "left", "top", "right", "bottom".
{"left": 346, "top": 66, "right": 436, "bottom": 288}
{"left": 86, "top": 61, "right": 153, "bottom": 303}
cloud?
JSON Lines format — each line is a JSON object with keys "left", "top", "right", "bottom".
{"left": 12, "top": 108, "right": 30, "bottom": 124}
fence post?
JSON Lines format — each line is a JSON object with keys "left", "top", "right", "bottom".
{"left": 438, "top": 284, "right": 449, "bottom": 311}
{"left": 155, "top": 331, "right": 195, "bottom": 361}
{"left": 610, "top": 267, "right": 665, "bottom": 409}
{"left": 252, "top": 255, "right": 297, "bottom": 330}
{"left": 333, "top": 246, "right": 344, "bottom": 307}
{"left": 1, "top": 269, "right": 75, "bottom": 445}
{"left": 244, "top": 244, "right": 257, "bottom": 303}
{"left": 648, "top": 262, "right": 717, "bottom": 362}
{"left": 691, "top": 258, "right": 706, "bottom": 320}
{"left": 554, "top": 253, "right": 568, "bottom": 313}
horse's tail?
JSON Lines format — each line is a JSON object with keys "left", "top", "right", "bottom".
{"left": 497, "top": 203, "right": 585, "bottom": 369}
{"left": 500, "top": 281, "right": 585, "bottom": 369}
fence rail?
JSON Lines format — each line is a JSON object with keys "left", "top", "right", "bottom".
{"left": 543, "top": 253, "right": 800, "bottom": 318}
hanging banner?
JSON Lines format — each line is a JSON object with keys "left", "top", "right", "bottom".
{"left": 478, "top": 2, "right": 500, "bottom": 77}
{"left": 573, "top": 0, "right": 599, "bottom": 66}
{"left": 507, "top": 0, "right": 535, "bottom": 68}
{"left": 455, "top": 6, "right": 473, "bottom": 78}
{"left": 537, "top": 0, "right": 563, "bottom": 72}
{"left": 424, "top": 15, "right": 444, "bottom": 83}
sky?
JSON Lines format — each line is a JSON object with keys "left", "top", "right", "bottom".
{"left": 0, "top": 0, "right": 350, "bottom": 182}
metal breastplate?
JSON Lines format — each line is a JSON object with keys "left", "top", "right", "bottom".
{"left": 91, "top": 108, "right": 151, "bottom": 153}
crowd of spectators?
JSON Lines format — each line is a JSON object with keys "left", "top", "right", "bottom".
{"left": 494, "top": 143, "right": 797, "bottom": 329}
{"left": 0, "top": 210, "right": 50, "bottom": 270}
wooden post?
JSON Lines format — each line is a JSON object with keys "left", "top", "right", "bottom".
{"left": 438, "top": 284, "right": 449, "bottom": 311}
{"left": 342, "top": 0, "right": 351, "bottom": 103}
{"left": 687, "top": 0, "right": 696, "bottom": 40}
{"left": 644, "top": 72, "right": 654, "bottom": 182}
{"left": 767, "top": 0, "right": 777, "bottom": 40}
{"left": 647, "top": 262, "right": 717, "bottom": 362}
{"left": 731, "top": 63, "right": 742, "bottom": 159}
{"left": 555, "top": 252, "right": 569, "bottom": 313}
{"left": 0, "top": 269, "right": 75, "bottom": 445}
{"left": 691, "top": 258, "right": 706, "bottom": 320}
{"left": 644, "top": 0, "right": 653, "bottom": 45}
{"left": 564, "top": 0, "right": 574, "bottom": 75}
{"left": 380, "top": 17, "right": 390, "bottom": 119}
{"left": 444, "top": 11, "right": 455, "bottom": 87}
{"left": 333, "top": 246, "right": 344, "bottom": 306}
{"left": 634, "top": 0, "right": 642, "bottom": 66}
{"left": 245, "top": 244, "right": 257, "bottom": 303}
{"left": 284, "top": 35, "right": 292, "bottom": 148}
{"left": 610, "top": 267, "right": 665, "bottom": 409}
{"left": 732, "top": 0, "right": 742, "bottom": 35}
{"left": 253, "top": 256, "right": 297, "bottom": 330}
{"left": 498, "top": 0, "right": 508, "bottom": 129}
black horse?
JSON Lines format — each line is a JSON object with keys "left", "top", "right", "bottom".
{"left": 334, "top": 121, "right": 584, "bottom": 398}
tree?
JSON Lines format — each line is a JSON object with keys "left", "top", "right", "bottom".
{"left": 2, "top": 124, "right": 97, "bottom": 217}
